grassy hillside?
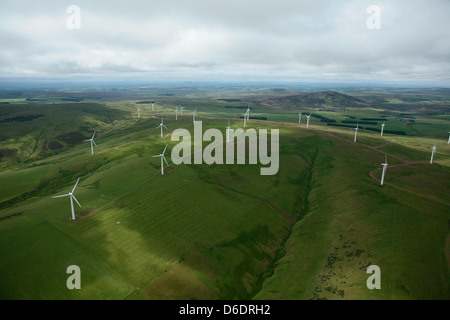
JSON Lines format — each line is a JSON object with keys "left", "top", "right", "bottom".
{"left": 0, "top": 91, "right": 449, "bottom": 300}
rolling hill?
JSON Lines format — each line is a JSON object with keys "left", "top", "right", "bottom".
{"left": 246, "top": 91, "right": 371, "bottom": 110}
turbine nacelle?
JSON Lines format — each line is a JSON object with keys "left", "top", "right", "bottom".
{"left": 156, "top": 117, "right": 168, "bottom": 137}
{"left": 84, "top": 131, "right": 97, "bottom": 155}
{"left": 153, "top": 144, "right": 169, "bottom": 175}
{"left": 306, "top": 114, "right": 312, "bottom": 128}
{"left": 52, "top": 178, "right": 82, "bottom": 220}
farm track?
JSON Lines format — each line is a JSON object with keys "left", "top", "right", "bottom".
{"left": 40, "top": 118, "right": 450, "bottom": 294}
{"left": 323, "top": 131, "right": 450, "bottom": 207}
{"left": 316, "top": 127, "right": 450, "bottom": 275}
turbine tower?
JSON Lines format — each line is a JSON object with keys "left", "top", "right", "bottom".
{"left": 180, "top": 106, "right": 184, "bottom": 116}
{"left": 381, "top": 122, "right": 385, "bottom": 136}
{"left": 193, "top": 107, "right": 197, "bottom": 123}
{"left": 380, "top": 154, "right": 388, "bottom": 186}
{"left": 153, "top": 144, "right": 169, "bottom": 175}
{"left": 299, "top": 112, "right": 302, "bottom": 124}
{"left": 306, "top": 114, "right": 311, "bottom": 128}
{"left": 243, "top": 111, "right": 247, "bottom": 127}
{"left": 226, "top": 119, "right": 231, "bottom": 143}
{"left": 84, "top": 131, "right": 97, "bottom": 155}
{"left": 175, "top": 107, "right": 178, "bottom": 121}
{"left": 353, "top": 122, "right": 359, "bottom": 143}
{"left": 448, "top": 132, "right": 450, "bottom": 144}
{"left": 246, "top": 106, "right": 251, "bottom": 121}
{"left": 430, "top": 144, "right": 436, "bottom": 164}
{"left": 137, "top": 107, "right": 141, "bottom": 118}
{"left": 52, "top": 178, "right": 82, "bottom": 221}
{"left": 156, "top": 116, "right": 167, "bottom": 138}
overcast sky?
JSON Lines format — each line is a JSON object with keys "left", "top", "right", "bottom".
{"left": 1, "top": 0, "right": 449, "bottom": 85}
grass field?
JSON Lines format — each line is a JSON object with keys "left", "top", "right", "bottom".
{"left": 0, "top": 87, "right": 449, "bottom": 300}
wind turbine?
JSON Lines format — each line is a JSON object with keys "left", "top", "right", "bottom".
{"left": 380, "top": 154, "right": 388, "bottom": 186}
{"left": 137, "top": 107, "right": 141, "bottom": 118}
{"left": 156, "top": 116, "right": 167, "bottom": 138}
{"left": 153, "top": 144, "right": 169, "bottom": 175}
{"left": 299, "top": 112, "right": 302, "bottom": 124}
{"left": 193, "top": 107, "right": 197, "bottom": 123}
{"left": 243, "top": 111, "right": 247, "bottom": 127}
{"left": 353, "top": 122, "right": 359, "bottom": 143}
{"left": 175, "top": 107, "right": 178, "bottom": 120}
{"left": 448, "top": 132, "right": 450, "bottom": 144}
{"left": 306, "top": 114, "right": 311, "bottom": 128}
{"left": 226, "top": 119, "right": 231, "bottom": 143}
{"left": 52, "top": 178, "right": 82, "bottom": 221}
{"left": 380, "top": 122, "right": 385, "bottom": 136}
{"left": 246, "top": 106, "right": 251, "bottom": 121}
{"left": 430, "top": 144, "right": 436, "bottom": 164}
{"left": 180, "top": 106, "right": 184, "bottom": 116}
{"left": 84, "top": 131, "right": 97, "bottom": 155}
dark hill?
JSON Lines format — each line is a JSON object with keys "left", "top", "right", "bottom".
{"left": 267, "top": 91, "right": 371, "bottom": 110}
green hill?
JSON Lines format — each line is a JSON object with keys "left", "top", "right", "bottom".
{"left": 0, "top": 92, "right": 449, "bottom": 300}
{"left": 266, "top": 91, "right": 371, "bottom": 110}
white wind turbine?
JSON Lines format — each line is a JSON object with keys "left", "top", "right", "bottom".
{"left": 380, "top": 122, "right": 385, "bottom": 136}
{"left": 353, "top": 122, "right": 359, "bottom": 143}
{"left": 52, "top": 178, "right": 82, "bottom": 221}
{"left": 137, "top": 107, "right": 141, "bottom": 118}
{"left": 180, "top": 106, "right": 184, "bottom": 116}
{"left": 226, "top": 119, "right": 231, "bottom": 143}
{"left": 193, "top": 107, "right": 197, "bottom": 123}
{"left": 306, "top": 114, "right": 312, "bottom": 128}
{"left": 153, "top": 144, "right": 169, "bottom": 175}
{"left": 430, "top": 144, "right": 436, "bottom": 164}
{"left": 84, "top": 131, "right": 97, "bottom": 155}
{"left": 243, "top": 111, "right": 247, "bottom": 127}
{"left": 175, "top": 107, "right": 178, "bottom": 120}
{"left": 380, "top": 154, "right": 388, "bottom": 186}
{"left": 156, "top": 116, "right": 167, "bottom": 138}
{"left": 448, "top": 132, "right": 450, "bottom": 144}
{"left": 246, "top": 106, "right": 251, "bottom": 121}
{"left": 299, "top": 112, "right": 302, "bottom": 124}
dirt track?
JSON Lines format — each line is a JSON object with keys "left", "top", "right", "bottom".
{"left": 324, "top": 131, "right": 450, "bottom": 207}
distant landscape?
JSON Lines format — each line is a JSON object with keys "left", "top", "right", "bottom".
{"left": 0, "top": 83, "right": 448, "bottom": 300}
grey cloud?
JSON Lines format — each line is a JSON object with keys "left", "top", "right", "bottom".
{"left": 0, "top": 0, "right": 449, "bottom": 85}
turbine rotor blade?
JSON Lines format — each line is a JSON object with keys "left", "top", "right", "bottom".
{"left": 163, "top": 156, "right": 169, "bottom": 166}
{"left": 152, "top": 155, "right": 161, "bottom": 158}
{"left": 92, "top": 131, "right": 96, "bottom": 139}
{"left": 72, "top": 178, "right": 80, "bottom": 193}
{"left": 92, "top": 140, "right": 97, "bottom": 147}
{"left": 72, "top": 195, "right": 82, "bottom": 208}
{"left": 52, "top": 194, "right": 70, "bottom": 198}
{"left": 163, "top": 144, "right": 168, "bottom": 155}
